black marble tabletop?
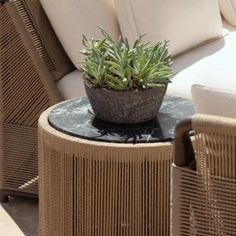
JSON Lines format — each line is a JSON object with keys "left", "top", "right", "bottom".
{"left": 48, "top": 96, "right": 194, "bottom": 144}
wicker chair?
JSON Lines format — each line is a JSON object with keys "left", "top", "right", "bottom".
{"left": 0, "top": 0, "right": 74, "bottom": 201}
{"left": 172, "top": 114, "right": 236, "bottom": 236}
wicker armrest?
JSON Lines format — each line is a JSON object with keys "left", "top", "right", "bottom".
{"left": 0, "top": 1, "right": 65, "bottom": 199}
{"left": 0, "top": 1, "right": 63, "bottom": 127}
{"left": 175, "top": 114, "right": 236, "bottom": 173}
{"left": 172, "top": 114, "right": 236, "bottom": 235}
{"left": 174, "top": 117, "right": 194, "bottom": 167}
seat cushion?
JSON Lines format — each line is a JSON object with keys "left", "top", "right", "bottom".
{"left": 192, "top": 84, "right": 236, "bottom": 118}
{"left": 220, "top": 0, "right": 236, "bottom": 27}
{"left": 57, "top": 70, "right": 86, "bottom": 99}
{"left": 115, "top": 0, "right": 222, "bottom": 56}
{"left": 40, "top": 0, "right": 120, "bottom": 68}
{"left": 167, "top": 25, "right": 236, "bottom": 99}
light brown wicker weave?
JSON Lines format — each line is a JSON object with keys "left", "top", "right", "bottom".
{"left": 38, "top": 107, "right": 173, "bottom": 236}
{"left": 172, "top": 114, "right": 236, "bottom": 236}
{"left": 0, "top": 0, "right": 74, "bottom": 201}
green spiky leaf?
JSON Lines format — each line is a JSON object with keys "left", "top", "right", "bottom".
{"left": 78, "top": 29, "right": 175, "bottom": 91}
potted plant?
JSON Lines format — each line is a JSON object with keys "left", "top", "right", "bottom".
{"left": 79, "top": 29, "right": 174, "bottom": 124}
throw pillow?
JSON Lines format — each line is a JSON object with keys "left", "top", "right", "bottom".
{"left": 191, "top": 84, "right": 236, "bottom": 118}
{"left": 115, "top": 0, "right": 223, "bottom": 56}
{"left": 40, "top": 0, "right": 120, "bottom": 69}
{"left": 220, "top": 0, "right": 236, "bottom": 27}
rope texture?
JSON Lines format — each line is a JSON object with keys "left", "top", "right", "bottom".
{"left": 0, "top": 3, "right": 61, "bottom": 196}
{"left": 39, "top": 108, "right": 173, "bottom": 236}
{"left": 172, "top": 114, "right": 236, "bottom": 236}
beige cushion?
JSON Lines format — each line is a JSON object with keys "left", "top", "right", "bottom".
{"left": 57, "top": 70, "right": 86, "bottom": 99}
{"left": 191, "top": 84, "right": 236, "bottom": 118}
{"left": 0, "top": 206, "right": 24, "bottom": 236}
{"left": 59, "top": 24, "right": 236, "bottom": 101}
{"left": 220, "top": 0, "right": 236, "bottom": 27}
{"left": 166, "top": 23, "right": 236, "bottom": 99}
{"left": 115, "top": 0, "right": 223, "bottom": 56}
{"left": 40, "top": 0, "right": 120, "bottom": 69}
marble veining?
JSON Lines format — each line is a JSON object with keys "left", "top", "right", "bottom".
{"left": 48, "top": 96, "right": 194, "bottom": 143}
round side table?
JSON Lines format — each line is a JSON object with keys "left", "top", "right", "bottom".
{"left": 38, "top": 97, "right": 193, "bottom": 236}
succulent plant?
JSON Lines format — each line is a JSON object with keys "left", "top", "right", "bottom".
{"left": 79, "top": 29, "right": 175, "bottom": 91}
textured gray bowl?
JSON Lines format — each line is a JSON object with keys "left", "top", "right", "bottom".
{"left": 84, "top": 80, "right": 167, "bottom": 124}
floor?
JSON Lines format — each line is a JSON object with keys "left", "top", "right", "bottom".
{"left": 0, "top": 197, "right": 38, "bottom": 236}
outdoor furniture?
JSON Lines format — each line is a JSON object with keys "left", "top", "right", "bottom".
{"left": 172, "top": 114, "right": 236, "bottom": 235}
{"left": 2, "top": 0, "right": 236, "bottom": 203}
{"left": 0, "top": 0, "right": 74, "bottom": 201}
{"left": 38, "top": 97, "right": 193, "bottom": 236}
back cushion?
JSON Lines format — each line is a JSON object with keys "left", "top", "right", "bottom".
{"left": 192, "top": 84, "right": 236, "bottom": 118}
{"left": 40, "top": 0, "right": 120, "bottom": 69}
{"left": 115, "top": 0, "right": 223, "bottom": 56}
{"left": 220, "top": 0, "right": 236, "bottom": 27}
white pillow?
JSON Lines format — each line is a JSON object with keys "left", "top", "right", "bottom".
{"left": 191, "top": 84, "right": 236, "bottom": 118}
{"left": 220, "top": 0, "right": 236, "bottom": 27}
{"left": 115, "top": 0, "right": 223, "bottom": 56}
{"left": 40, "top": 0, "right": 120, "bottom": 69}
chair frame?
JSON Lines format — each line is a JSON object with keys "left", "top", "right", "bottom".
{"left": 0, "top": 0, "right": 70, "bottom": 201}
{"left": 172, "top": 115, "right": 236, "bottom": 235}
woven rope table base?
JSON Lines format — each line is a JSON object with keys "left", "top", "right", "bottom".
{"left": 38, "top": 108, "right": 173, "bottom": 236}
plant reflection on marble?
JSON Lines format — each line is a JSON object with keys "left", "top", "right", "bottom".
{"left": 91, "top": 116, "right": 165, "bottom": 143}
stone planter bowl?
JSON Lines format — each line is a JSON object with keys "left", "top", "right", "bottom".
{"left": 84, "top": 80, "right": 167, "bottom": 124}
